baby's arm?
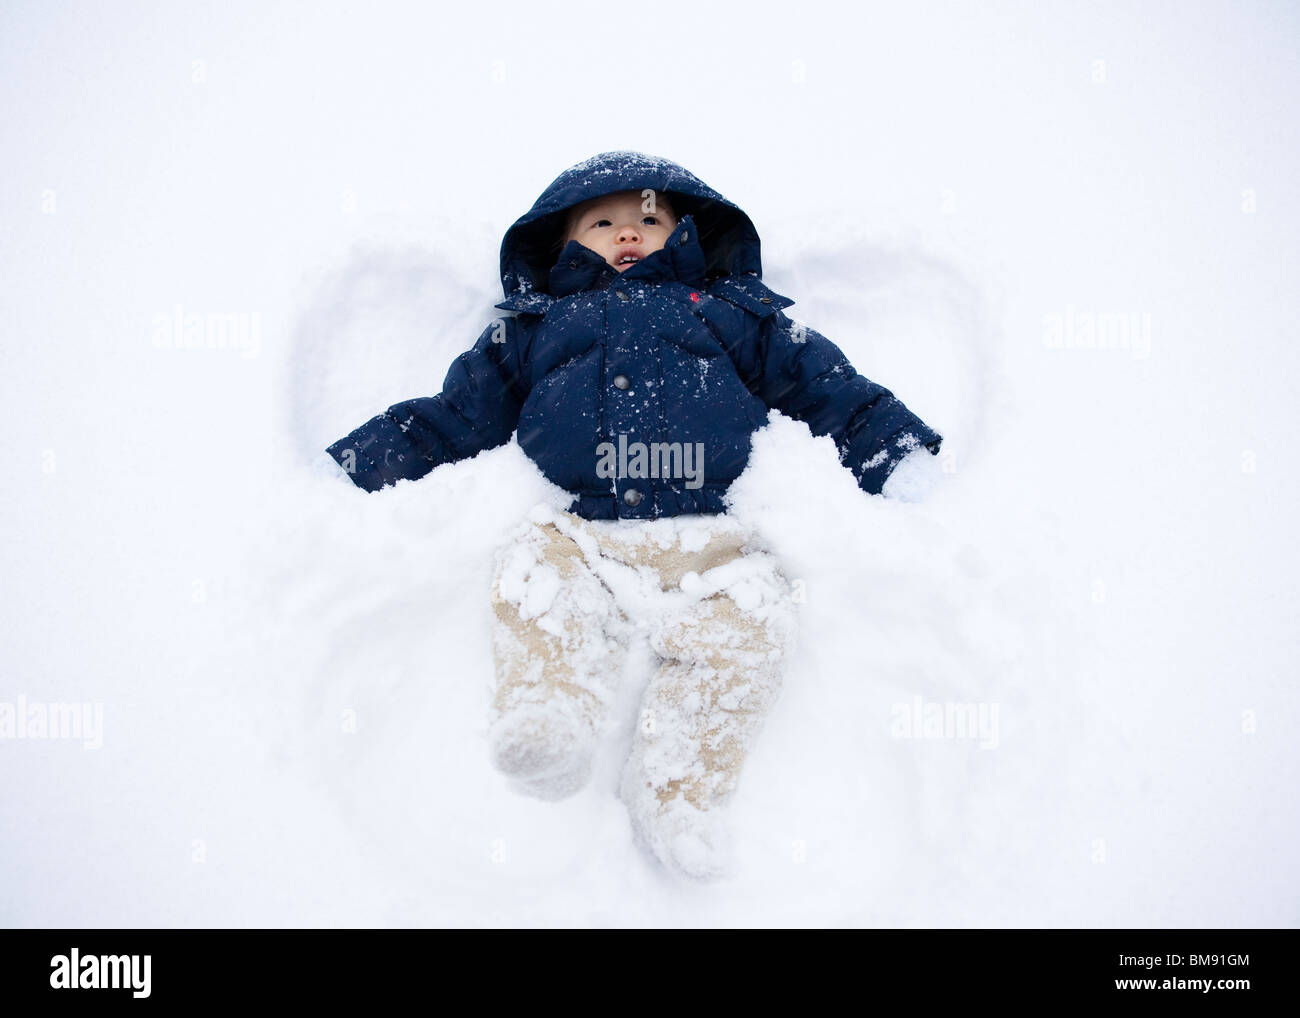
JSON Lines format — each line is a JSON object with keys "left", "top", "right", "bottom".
{"left": 710, "top": 281, "right": 942, "bottom": 497}
{"left": 326, "top": 316, "right": 527, "bottom": 492}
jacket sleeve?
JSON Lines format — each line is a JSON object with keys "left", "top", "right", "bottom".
{"left": 709, "top": 277, "right": 943, "bottom": 496}
{"left": 326, "top": 316, "right": 527, "bottom": 492}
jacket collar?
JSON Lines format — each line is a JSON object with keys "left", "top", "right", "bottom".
{"left": 496, "top": 214, "right": 708, "bottom": 312}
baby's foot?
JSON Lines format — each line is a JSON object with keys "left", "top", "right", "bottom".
{"left": 655, "top": 803, "right": 735, "bottom": 882}
{"left": 620, "top": 772, "right": 736, "bottom": 882}
{"left": 488, "top": 707, "right": 594, "bottom": 802}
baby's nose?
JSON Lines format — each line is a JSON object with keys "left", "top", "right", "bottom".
{"left": 615, "top": 223, "right": 641, "bottom": 242}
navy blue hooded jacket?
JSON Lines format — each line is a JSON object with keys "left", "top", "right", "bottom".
{"left": 326, "top": 151, "right": 942, "bottom": 520}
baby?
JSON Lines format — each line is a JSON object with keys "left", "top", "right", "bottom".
{"left": 326, "top": 151, "right": 944, "bottom": 880}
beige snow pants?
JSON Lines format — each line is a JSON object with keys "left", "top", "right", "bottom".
{"left": 488, "top": 503, "right": 797, "bottom": 877}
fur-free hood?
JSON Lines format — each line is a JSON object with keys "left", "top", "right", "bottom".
{"left": 496, "top": 151, "right": 766, "bottom": 305}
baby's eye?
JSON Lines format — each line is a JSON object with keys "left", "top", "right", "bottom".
{"left": 592, "top": 219, "right": 611, "bottom": 228}
{"left": 641, "top": 216, "right": 658, "bottom": 225}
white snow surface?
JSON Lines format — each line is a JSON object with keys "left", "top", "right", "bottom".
{"left": 1, "top": 0, "right": 1297, "bottom": 927}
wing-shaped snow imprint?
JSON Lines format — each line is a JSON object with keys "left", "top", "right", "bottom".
{"left": 282, "top": 216, "right": 502, "bottom": 466}
{"left": 759, "top": 210, "right": 1000, "bottom": 476}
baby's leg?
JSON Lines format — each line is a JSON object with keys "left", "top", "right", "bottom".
{"left": 489, "top": 514, "right": 627, "bottom": 801}
{"left": 621, "top": 547, "right": 797, "bottom": 879}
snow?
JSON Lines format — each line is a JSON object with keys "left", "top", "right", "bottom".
{"left": 1, "top": 0, "right": 1297, "bottom": 926}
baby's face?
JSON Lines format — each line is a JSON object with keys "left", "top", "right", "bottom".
{"left": 563, "top": 191, "right": 678, "bottom": 272}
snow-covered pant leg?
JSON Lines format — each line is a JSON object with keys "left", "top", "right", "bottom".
{"left": 613, "top": 523, "right": 798, "bottom": 881}
{"left": 488, "top": 509, "right": 628, "bottom": 801}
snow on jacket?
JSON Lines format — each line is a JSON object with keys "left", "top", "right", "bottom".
{"left": 326, "top": 150, "right": 943, "bottom": 519}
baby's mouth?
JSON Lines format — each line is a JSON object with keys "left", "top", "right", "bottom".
{"left": 613, "top": 246, "right": 643, "bottom": 269}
